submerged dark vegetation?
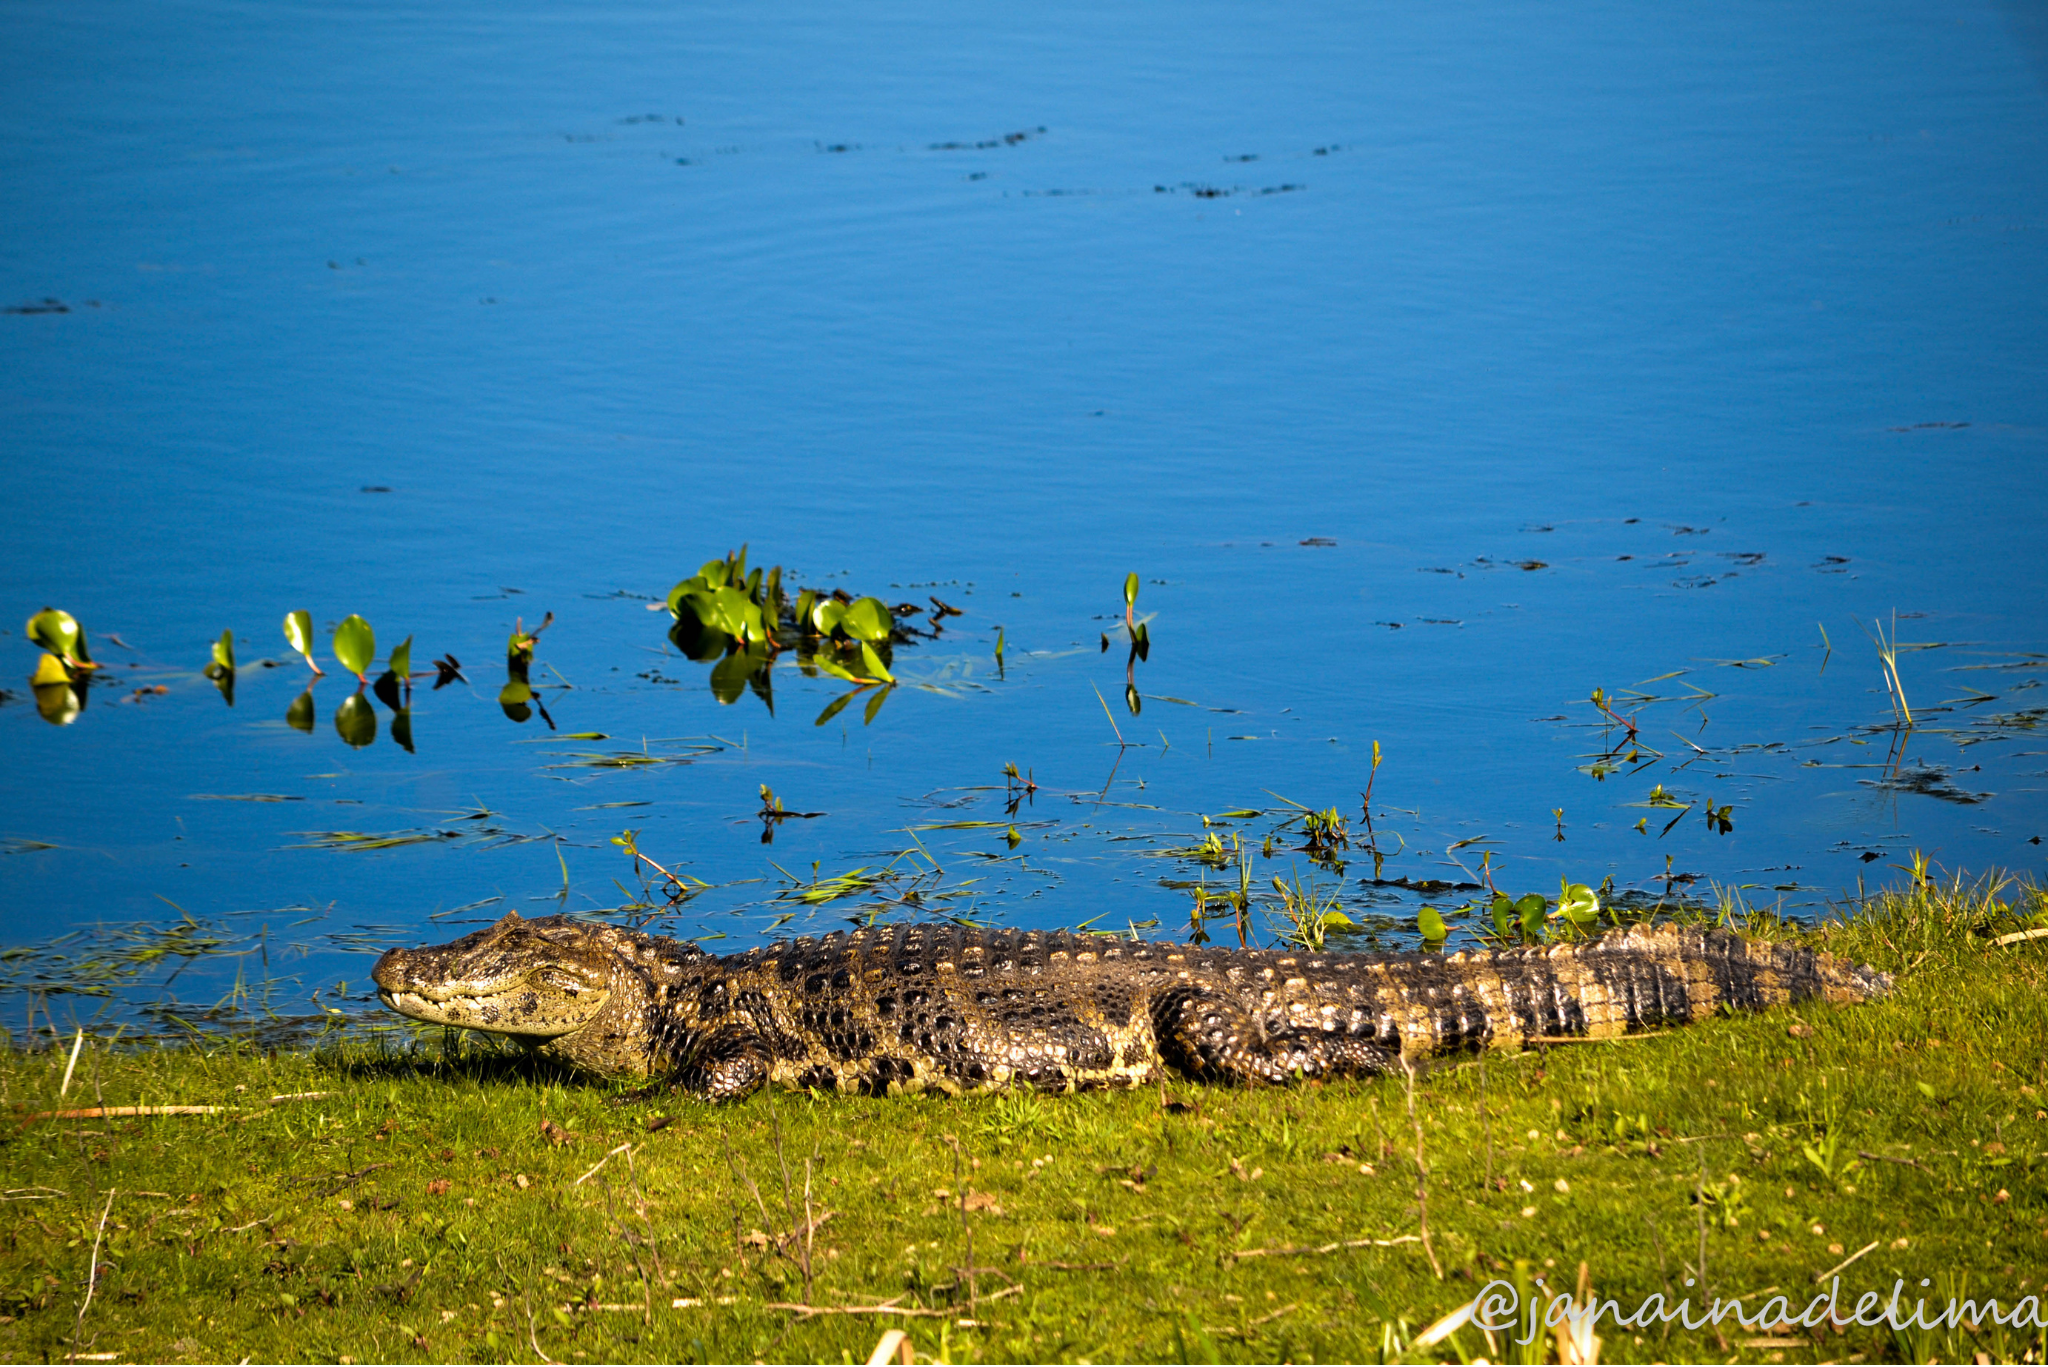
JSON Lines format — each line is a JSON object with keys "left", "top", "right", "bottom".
{"left": 4, "top": 878, "right": 2047, "bottom": 1365}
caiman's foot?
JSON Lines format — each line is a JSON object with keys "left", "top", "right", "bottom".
{"left": 676, "top": 1028, "right": 773, "bottom": 1102}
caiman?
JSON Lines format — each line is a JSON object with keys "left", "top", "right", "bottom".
{"left": 371, "top": 912, "right": 1889, "bottom": 1101}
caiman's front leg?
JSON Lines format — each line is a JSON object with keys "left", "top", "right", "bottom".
{"left": 1153, "top": 987, "right": 1395, "bottom": 1085}
{"left": 674, "top": 1027, "right": 773, "bottom": 1101}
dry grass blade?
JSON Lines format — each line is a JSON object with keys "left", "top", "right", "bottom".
{"left": 1227, "top": 1234, "right": 1419, "bottom": 1260}
{"left": 1813, "top": 1238, "right": 1881, "bottom": 1284}
{"left": 573, "top": 1141, "right": 634, "bottom": 1187}
{"left": 24, "top": 1106, "right": 224, "bottom": 1123}
{"left": 66, "top": 1187, "right": 115, "bottom": 1363}
{"left": 865, "top": 1327, "right": 914, "bottom": 1366}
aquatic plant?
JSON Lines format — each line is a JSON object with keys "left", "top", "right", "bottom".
{"left": 662, "top": 547, "right": 912, "bottom": 723}
{"left": 1268, "top": 869, "right": 1352, "bottom": 949}
{"left": 1098, "top": 573, "right": 1152, "bottom": 714}
{"left": 202, "top": 628, "right": 235, "bottom": 705}
{"left": 333, "top": 614, "right": 375, "bottom": 682}
{"left": 26, "top": 607, "right": 96, "bottom": 673}
{"left": 501, "top": 613, "right": 555, "bottom": 727}
{"left": 282, "top": 609, "right": 323, "bottom": 675}
{"left": 23, "top": 607, "right": 99, "bottom": 725}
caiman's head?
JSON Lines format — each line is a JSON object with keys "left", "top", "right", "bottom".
{"left": 373, "top": 911, "right": 617, "bottom": 1039}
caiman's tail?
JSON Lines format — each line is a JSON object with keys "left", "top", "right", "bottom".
{"left": 1411, "top": 922, "right": 1892, "bottom": 1055}
{"left": 1157, "top": 924, "right": 1891, "bottom": 1086}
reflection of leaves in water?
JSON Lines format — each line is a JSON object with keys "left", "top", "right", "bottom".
{"left": 1858, "top": 761, "right": 1992, "bottom": 805}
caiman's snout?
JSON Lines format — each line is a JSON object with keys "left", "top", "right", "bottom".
{"left": 372, "top": 911, "right": 615, "bottom": 1038}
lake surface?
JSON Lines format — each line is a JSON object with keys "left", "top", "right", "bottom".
{"left": 4, "top": 0, "right": 2045, "bottom": 1040}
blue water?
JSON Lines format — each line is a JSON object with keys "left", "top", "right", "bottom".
{"left": 3, "top": 0, "right": 2045, "bottom": 1033}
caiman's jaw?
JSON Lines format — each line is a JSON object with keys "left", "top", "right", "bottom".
{"left": 372, "top": 910, "right": 614, "bottom": 1038}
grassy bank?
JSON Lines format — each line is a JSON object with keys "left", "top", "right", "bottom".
{"left": 4, "top": 880, "right": 2046, "bottom": 1365}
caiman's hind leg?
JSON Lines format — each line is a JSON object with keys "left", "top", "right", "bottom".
{"left": 673, "top": 1027, "right": 773, "bottom": 1102}
{"left": 1152, "top": 987, "right": 1395, "bottom": 1085}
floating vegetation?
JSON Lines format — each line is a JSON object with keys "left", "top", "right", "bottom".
{"left": 203, "top": 627, "right": 235, "bottom": 704}
{"left": 1097, "top": 573, "right": 1153, "bottom": 714}
{"left": 1268, "top": 869, "right": 1352, "bottom": 949}
{"left": 541, "top": 742, "right": 719, "bottom": 770}
{"left": 1860, "top": 760, "right": 1992, "bottom": 805}
{"left": 281, "top": 608, "right": 322, "bottom": 676}
{"left": 500, "top": 612, "right": 557, "bottom": 728}
{"left": 288, "top": 828, "right": 472, "bottom": 851}
{"left": 0, "top": 908, "right": 359, "bottom": 1052}
{"left": 1266, "top": 791, "right": 1350, "bottom": 868}
{"left": 773, "top": 862, "right": 895, "bottom": 906}
{"left": 661, "top": 546, "right": 938, "bottom": 723}
{"left": 756, "top": 783, "right": 824, "bottom": 844}
{"left": 23, "top": 606, "right": 100, "bottom": 725}
{"left": 188, "top": 793, "right": 304, "bottom": 803}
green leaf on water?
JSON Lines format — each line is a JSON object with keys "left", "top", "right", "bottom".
{"left": 812, "top": 598, "right": 845, "bottom": 637}
{"left": 27, "top": 607, "right": 92, "bottom": 667}
{"left": 794, "top": 589, "right": 818, "bottom": 633}
{"left": 333, "top": 615, "right": 375, "bottom": 679}
{"left": 210, "top": 628, "right": 235, "bottom": 672}
{"left": 812, "top": 652, "right": 860, "bottom": 684}
{"left": 858, "top": 642, "right": 894, "bottom": 683}
{"left": 1560, "top": 881, "right": 1601, "bottom": 923}
{"left": 1418, "top": 905, "right": 1447, "bottom": 941}
{"left": 842, "top": 597, "right": 892, "bottom": 643}
{"left": 283, "top": 610, "right": 319, "bottom": 672}
{"left": 739, "top": 597, "right": 767, "bottom": 644}
{"left": 1490, "top": 894, "right": 1514, "bottom": 937}
{"left": 388, "top": 635, "right": 412, "bottom": 680}
{"left": 1516, "top": 892, "right": 1547, "bottom": 940}
{"left": 710, "top": 585, "right": 750, "bottom": 637}
{"left": 1124, "top": 573, "right": 1140, "bottom": 610}
{"left": 334, "top": 691, "right": 376, "bottom": 748}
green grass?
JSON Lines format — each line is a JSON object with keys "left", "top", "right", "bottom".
{"left": 4, "top": 878, "right": 2047, "bottom": 1365}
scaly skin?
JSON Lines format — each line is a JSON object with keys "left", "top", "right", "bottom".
{"left": 371, "top": 912, "right": 1890, "bottom": 1101}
